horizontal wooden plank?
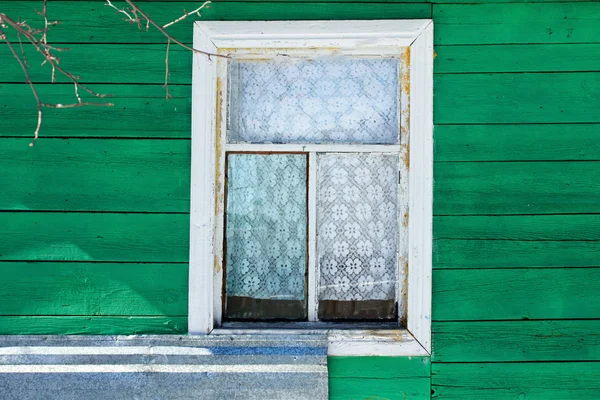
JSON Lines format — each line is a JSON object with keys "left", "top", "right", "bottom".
{"left": 434, "top": 124, "right": 600, "bottom": 162}
{"left": 0, "top": 262, "right": 187, "bottom": 316}
{"left": 434, "top": 239, "right": 600, "bottom": 269}
{"left": 15, "top": 0, "right": 427, "bottom": 2}
{"left": 433, "top": 268, "right": 600, "bottom": 320}
{"left": 328, "top": 356, "right": 431, "bottom": 379}
{"left": 435, "top": 44, "right": 600, "bottom": 74}
{"left": 434, "top": 215, "right": 600, "bottom": 241}
{"left": 1, "top": 2, "right": 431, "bottom": 44}
{"left": 434, "top": 161, "right": 600, "bottom": 215}
{"left": 434, "top": 72, "right": 600, "bottom": 124}
{"left": 432, "top": 0, "right": 600, "bottom": 3}
{"left": 433, "top": 3, "right": 600, "bottom": 45}
{"left": 0, "top": 44, "right": 191, "bottom": 84}
{"left": 432, "top": 362, "right": 600, "bottom": 400}
{"left": 0, "top": 84, "right": 190, "bottom": 138}
{"left": 329, "top": 377, "right": 431, "bottom": 400}
{"left": 0, "top": 316, "right": 187, "bottom": 335}
{"left": 433, "top": 320, "right": 600, "bottom": 362}
{"left": 0, "top": 212, "right": 189, "bottom": 262}
{"left": 329, "top": 357, "right": 430, "bottom": 399}
{"left": 329, "top": 376, "right": 430, "bottom": 400}
{"left": 0, "top": 138, "right": 190, "bottom": 212}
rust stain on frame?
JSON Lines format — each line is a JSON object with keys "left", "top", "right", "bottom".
{"left": 214, "top": 75, "right": 225, "bottom": 274}
{"left": 400, "top": 46, "right": 411, "bottom": 171}
{"left": 400, "top": 46, "right": 411, "bottom": 97}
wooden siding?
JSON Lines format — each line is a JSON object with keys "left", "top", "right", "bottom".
{"left": 1, "top": 0, "right": 599, "bottom": 399}
{"left": 431, "top": 2, "right": 600, "bottom": 399}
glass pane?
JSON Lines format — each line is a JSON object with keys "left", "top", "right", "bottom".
{"left": 317, "top": 153, "right": 399, "bottom": 320}
{"left": 229, "top": 57, "right": 399, "bottom": 144}
{"left": 225, "top": 154, "right": 308, "bottom": 320}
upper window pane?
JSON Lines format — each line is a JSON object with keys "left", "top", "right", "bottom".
{"left": 228, "top": 57, "right": 399, "bottom": 144}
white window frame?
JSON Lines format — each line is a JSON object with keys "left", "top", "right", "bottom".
{"left": 189, "top": 20, "right": 433, "bottom": 356}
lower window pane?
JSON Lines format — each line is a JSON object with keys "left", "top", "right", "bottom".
{"left": 225, "top": 153, "right": 307, "bottom": 320}
{"left": 317, "top": 153, "right": 399, "bottom": 320}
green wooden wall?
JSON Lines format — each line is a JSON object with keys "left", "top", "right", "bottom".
{"left": 1, "top": 0, "right": 599, "bottom": 398}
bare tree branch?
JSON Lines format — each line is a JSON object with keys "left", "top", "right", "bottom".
{"left": 163, "top": 2, "right": 211, "bottom": 29}
{"left": 0, "top": 6, "right": 113, "bottom": 145}
{"left": 2, "top": 0, "right": 221, "bottom": 144}
{"left": 105, "top": 0, "right": 229, "bottom": 100}
{"left": 0, "top": 25, "right": 43, "bottom": 146}
{"left": 164, "top": 38, "right": 171, "bottom": 100}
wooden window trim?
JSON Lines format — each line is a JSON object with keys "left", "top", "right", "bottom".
{"left": 189, "top": 20, "right": 433, "bottom": 356}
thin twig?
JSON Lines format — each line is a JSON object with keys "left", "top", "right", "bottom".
{"left": 1, "top": 14, "right": 110, "bottom": 99}
{"left": 163, "top": 1, "right": 211, "bottom": 29}
{"left": 0, "top": 10, "right": 113, "bottom": 145}
{"left": 41, "top": 0, "right": 55, "bottom": 81}
{"left": 105, "top": 0, "right": 134, "bottom": 21}
{"left": 0, "top": 24, "right": 44, "bottom": 146}
{"left": 164, "top": 38, "right": 171, "bottom": 100}
{"left": 114, "top": 0, "right": 226, "bottom": 59}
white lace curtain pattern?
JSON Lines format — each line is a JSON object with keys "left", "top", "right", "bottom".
{"left": 225, "top": 56, "right": 402, "bottom": 310}
{"left": 317, "top": 154, "right": 399, "bottom": 301}
{"left": 225, "top": 154, "right": 308, "bottom": 300}
{"left": 229, "top": 57, "right": 399, "bottom": 144}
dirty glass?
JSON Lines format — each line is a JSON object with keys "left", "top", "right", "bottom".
{"left": 224, "top": 154, "right": 308, "bottom": 320}
{"left": 316, "top": 153, "right": 399, "bottom": 320}
{"left": 228, "top": 57, "right": 399, "bottom": 144}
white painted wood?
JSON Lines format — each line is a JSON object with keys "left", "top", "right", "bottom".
{"left": 327, "top": 330, "right": 429, "bottom": 357}
{"left": 225, "top": 144, "right": 401, "bottom": 153}
{"left": 213, "top": 58, "right": 229, "bottom": 327}
{"left": 189, "top": 24, "right": 218, "bottom": 335}
{"left": 190, "top": 20, "right": 434, "bottom": 356}
{"left": 406, "top": 21, "right": 434, "bottom": 354}
{"left": 396, "top": 47, "right": 410, "bottom": 321}
{"left": 211, "top": 328, "right": 427, "bottom": 357}
{"left": 307, "top": 152, "right": 318, "bottom": 322}
{"left": 197, "top": 20, "right": 431, "bottom": 49}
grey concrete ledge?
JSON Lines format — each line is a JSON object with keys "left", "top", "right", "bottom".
{"left": 0, "top": 335, "right": 328, "bottom": 400}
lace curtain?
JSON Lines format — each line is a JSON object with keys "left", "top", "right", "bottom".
{"left": 229, "top": 57, "right": 399, "bottom": 144}
{"left": 317, "top": 153, "right": 399, "bottom": 301}
{"left": 225, "top": 154, "right": 307, "bottom": 300}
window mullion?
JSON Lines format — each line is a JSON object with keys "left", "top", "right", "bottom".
{"left": 307, "top": 151, "right": 319, "bottom": 322}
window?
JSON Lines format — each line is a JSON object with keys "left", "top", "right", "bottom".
{"left": 190, "top": 20, "right": 433, "bottom": 356}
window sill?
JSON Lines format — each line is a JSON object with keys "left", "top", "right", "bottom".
{"left": 211, "top": 328, "right": 429, "bottom": 357}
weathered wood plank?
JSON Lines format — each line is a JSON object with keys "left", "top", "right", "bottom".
{"left": 434, "top": 216, "right": 600, "bottom": 269}
{"left": 0, "top": 2, "right": 431, "bottom": 44}
{"left": 434, "top": 124, "right": 600, "bottom": 162}
{"left": 434, "top": 72, "right": 600, "bottom": 124}
{"left": 432, "top": 320, "right": 600, "bottom": 362}
{"left": 0, "top": 44, "right": 191, "bottom": 85}
{"left": 434, "top": 215, "right": 600, "bottom": 241}
{"left": 434, "top": 239, "right": 600, "bottom": 269}
{"left": 0, "top": 262, "right": 187, "bottom": 316}
{"left": 431, "top": 362, "right": 600, "bottom": 400}
{"left": 434, "top": 161, "right": 600, "bottom": 215}
{"left": 329, "top": 357, "right": 430, "bottom": 399}
{"left": 433, "top": 3, "right": 600, "bottom": 45}
{"left": 329, "top": 377, "right": 430, "bottom": 400}
{"left": 0, "top": 84, "right": 190, "bottom": 138}
{"left": 433, "top": 268, "right": 600, "bottom": 320}
{"left": 435, "top": 44, "right": 600, "bottom": 74}
{"left": 0, "top": 316, "right": 187, "bottom": 335}
{"left": 0, "top": 138, "right": 190, "bottom": 212}
{"left": 0, "top": 212, "right": 189, "bottom": 262}
{"left": 328, "top": 356, "right": 430, "bottom": 379}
